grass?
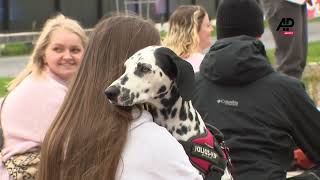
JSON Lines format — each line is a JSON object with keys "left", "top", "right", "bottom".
{"left": 307, "top": 41, "right": 320, "bottom": 63}
{"left": 309, "top": 17, "right": 320, "bottom": 23}
{"left": 160, "top": 30, "right": 167, "bottom": 40}
{"left": 0, "top": 77, "right": 12, "bottom": 97}
{"left": 266, "top": 40, "right": 320, "bottom": 106}
{"left": 0, "top": 43, "right": 33, "bottom": 56}
{"left": 266, "top": 48, "right": 276, "bottom": 65}
{"left": 266, "top": 40, "right": 320, "bottom": 65}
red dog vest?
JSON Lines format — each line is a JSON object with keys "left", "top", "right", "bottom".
{"left": 179, "top": 126, "right": 232, "bottom": 179}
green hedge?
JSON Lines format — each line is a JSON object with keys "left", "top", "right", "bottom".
{"left": 0, "top": 43, "right": 33, "bottom": 56}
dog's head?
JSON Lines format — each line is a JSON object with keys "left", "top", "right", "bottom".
{"left": 105, "top": 46, "right": 195, "bottom": 106}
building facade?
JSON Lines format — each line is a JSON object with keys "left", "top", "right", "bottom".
{"left": 0, "top": 0, "right": 220, "bottom": 33}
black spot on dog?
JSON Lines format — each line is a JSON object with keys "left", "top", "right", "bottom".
{"left": 160, "top": 72, "right": 162, "bottom": 77}
{"left": 143, "top": 104, "right": 148, "bottom": 110}
{"left": 123, "top": 91, "right": 135, "bottom": 106}
{"left": 157, "top": 86, "right": 166, "bottom": 94}
{"left": 176, "top": 125, "right": 188, "bottom": 136}
{"left": 156, "top": 93, "right": 167, "bottom": 99}
{"left": 194, "top": 112, "right": 201, "bottom": 131}
{"left": 179, "top": 101, "right": 187, "bottom": 121}
{"left": 120, "top": 87, "right": 131, "bottom": 102}
{"left": 194, "top": 123, "right": 199, "bottom": 131}
{"left": 187, "top": 103, "right": 193, "bottom": 121}
{"left": 194, "top": 111, "right": 200, "bottom": 124}
{"left": 160, "top": 108, "right": 169, "bottom": 120}
{"left": 160, "top": 86, "right": 179, "bottom": 114}
{"left": 188, "top": 111, "right": 193, "bottom": 121}
{"left": 144, "top": 89, "right": 149, "bottom": 93}
{"left": 129, "top": 92, "right": 135, "bottom": 104}
{"left": 120, "top": 75, "right": 128, "bottom": 85}
{"left": 153, "top": 70, "right": 155, "bottom": 74}
{"left": 155, "top": 91, "right": 168, "bottom": 99}
{"left": 146, "top": 104, "right": 158, "bottom": 119}
{"left": 136, "top": 93, "right": 139, "bottom": 98}
{"left": 134, "top": 63, "right": 152, "bottom": 77}
{"left": 134, "top": 69, "right": 143, "bottom": 77}
{"left": 171, "top": 108, "right": 177, "bottom": 118}
{"left": 170, "top": 82, "right": 176, "bottom": 95}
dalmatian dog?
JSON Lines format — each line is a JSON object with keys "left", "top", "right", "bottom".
{"left": 105, "top": 46, "right": 233, "bottom": 180}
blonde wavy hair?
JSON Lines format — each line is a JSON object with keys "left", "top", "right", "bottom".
{"left": 163, "top": 5, "right": 206, "bottom": 58}
{"left": 8, "top": 13, "right": 88, "bottom": 91}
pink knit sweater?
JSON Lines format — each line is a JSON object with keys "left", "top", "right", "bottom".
{"left": 0, "top": 71, "right": 67, "bottom": 179}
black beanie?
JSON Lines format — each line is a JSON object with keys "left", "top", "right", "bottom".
{"left": 216, "top": 0, "right": 264, "bottom": 39}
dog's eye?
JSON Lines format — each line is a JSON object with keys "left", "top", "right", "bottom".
{"left": 141, "top": 65, "right": 151, "bottom": 72}
{"left": 137, "top": 63, "right": 152, "bottom": 73}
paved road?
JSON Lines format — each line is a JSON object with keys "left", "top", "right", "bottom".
{"left": 0, "top": 55, "right": 29, "bottom": 77}
{"left": 1, "top": 22, "right": 320, "bottom": 77}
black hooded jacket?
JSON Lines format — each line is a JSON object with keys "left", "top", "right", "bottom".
{"left": 192, "top": 35, "right": 320, "bottom": 180}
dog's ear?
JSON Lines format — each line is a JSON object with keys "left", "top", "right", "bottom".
{"left": 154, "top": 47, "right": 195, "bottom": 101}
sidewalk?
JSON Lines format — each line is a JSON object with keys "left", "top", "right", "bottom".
{"left": 0, "top": 55, "right": 29, "bottom": 77}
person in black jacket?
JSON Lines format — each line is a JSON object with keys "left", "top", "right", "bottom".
{"left": 192, "top": 0, "right": 320, "bottom": 180}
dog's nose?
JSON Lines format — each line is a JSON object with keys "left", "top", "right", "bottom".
{"left": 105, "top": 85, "right": 120, "bottom": 102}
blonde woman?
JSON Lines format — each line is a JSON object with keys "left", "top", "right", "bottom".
{"left": 163, "top": 5, "right": 213, "bottom": 72}
{"left": 0, "top": 13, "right": 87, "bottom": 180}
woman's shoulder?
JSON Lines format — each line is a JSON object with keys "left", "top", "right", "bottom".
{"left": 4, "top": 73, "right": 67, "bottom": 109}
{"left": 186, "top": 53, "right": 205, "bottom": 72}
{"left": 186, "top": 53, "right": 205, "bottom": 62}
{"left": 129, "top": 110, "right": 181, "bottom": 147}
{"left": 12, "top": 73, "right": 67, "bottom": 95}
{"left": 128, "top": 109, "right": 188, "bottom": 158}
{"left": 119, "top": 110, "right": 203, "bottom": 180}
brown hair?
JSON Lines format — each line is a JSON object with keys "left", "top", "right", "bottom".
{"left": 8, "top": 13, "right": 88, "bottom": 91}
{"left": 163, "top": 5, "right": 206, "bottom": 58}
{"left": 38, "top": 14, "right": 161, "bottom": 180}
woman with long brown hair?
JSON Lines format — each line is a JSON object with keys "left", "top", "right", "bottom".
{"left": 38, "top": 14, "right": 202, "bottom": 180}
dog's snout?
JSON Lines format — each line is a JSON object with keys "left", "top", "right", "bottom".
{"left": 105, "top": 85, "right": 120, "bottom": 102}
